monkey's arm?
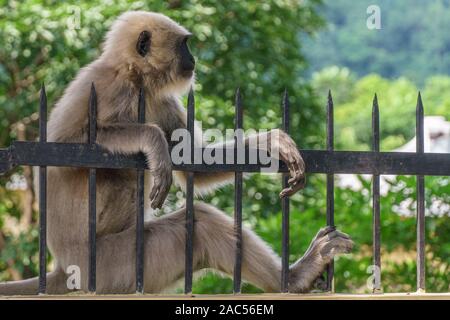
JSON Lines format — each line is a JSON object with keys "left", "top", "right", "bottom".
{"left": 96, "top": 123, "right": 172, "bottom": 209}
{"left": 173, "top": 129, "right": 305, "bottom": 198}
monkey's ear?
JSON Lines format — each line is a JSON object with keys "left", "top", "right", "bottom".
{"left": 136, "top": 31, "right": 151, "bottom": 57}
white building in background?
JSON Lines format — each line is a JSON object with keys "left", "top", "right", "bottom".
{"left": 338, "top": 116, "right": 450, "bottom": 216}
{"left": 395, "top": 116, "right": 450, "bottom": 153}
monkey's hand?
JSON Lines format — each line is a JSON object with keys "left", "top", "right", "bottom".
{"left": 148, "top": 156, "right": 172, "bottom": 209}
{"left": 272, "top": 129, "right": 305, "bottom": 198}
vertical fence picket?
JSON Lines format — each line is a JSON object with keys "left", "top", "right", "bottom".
{"left": 88, "top": 83, "right": 97, "bottom": 293}
{"left": 326, "top": 91, "right": 335, "bottom": 292}
{"left": 416, "top": 92, "right": 426, "bottom": 292}
{"left": 184, "top": 88, "right": 195, "bottom": 294}
{"left": 372, "top": 94, "right": 382, "bottom": 293}
{"left": 38, "top": 84, "right": 47, "bottom": 294}
{"left": 281, "top": 89, "right": 290, "bottom": 293}
{"left": 136, "top": 88, "right": 146, "bottom": 293}
{"left": 233, "top": 88, "right": 243, "bottom": 294}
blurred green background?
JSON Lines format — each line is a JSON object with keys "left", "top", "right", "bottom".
{"left": 0, "top": 0, "right": 448, "bottom": 293}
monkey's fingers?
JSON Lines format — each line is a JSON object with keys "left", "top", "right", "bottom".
{"left": 149, "top": 187, "right": 160, "bottom": 209}
{"left": 291, "top": 152, "right": 305, "bottom": 174}
{"left": 295, "top": 154, "right": 305, "bottom": 175}
{"left": 279, "top": 186, "right": 295, "bottom": 198}
{"left": 287, "top": 154, "right": 305, "bottom": 184}
{"left": 149, "top": 182, "right": 159, "bottom": 202}
{"left": 288, "top": 166, "right": 304, "bottom": 184}
{"left": 286, "top": 162, "right": 296, "bottom": 178}
{"left": 158, "top": 181, "right": 171, "bottom": 208}
{"left": 279, "top": 176, "right": 306, "bottom": 198}
{"left": 150, "top": 174, "right": 172, "bottom": 209}
{"left": 288, "top": 169, "right": 305, "bottom": 186}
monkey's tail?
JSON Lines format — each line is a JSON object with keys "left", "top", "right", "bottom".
{"left": 0, "top": 276, "right": 41, "bottom": 296}
{"left": 0, "top": 268, "right": 68, "bottom": 296}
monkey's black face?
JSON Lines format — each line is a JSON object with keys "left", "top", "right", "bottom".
{"left": 135, "top": 30, "right": 195, "bottom": 80}
{"left": 178, "top": 36, "right": 195, "bottom": 78}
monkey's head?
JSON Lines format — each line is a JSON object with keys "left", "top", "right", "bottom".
{"left": 102, "top": 11, "right": 195, "bottom": 96}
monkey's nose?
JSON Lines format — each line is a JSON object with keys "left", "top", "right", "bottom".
{"left": 182, "top": 55, "right": 195, "bottom": 72}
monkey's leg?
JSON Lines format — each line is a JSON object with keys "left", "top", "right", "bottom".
{"left": 77, "top": 202, "right": 281, "bottom": 293}
{"left": 141, "top": 202, "right": 282, "bottom": 292}
{"left": 0, "top": 267, "right": 68, "bottom": 296}
{"left": 84, "top": 205, "right": 351, "bottom": 294}
{"left": 141, "top": 203, "right": 352, "bottom": 293}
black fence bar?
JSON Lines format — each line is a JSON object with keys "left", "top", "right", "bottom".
{"left": 184, "top": 88, "right": 195, "bottom": 294}
{"left": 372, "top": 95, "right": 381, "bottom": 293}
{"left": 88, "top": 83, "right": 97, "bottom": 292}
{"left": 4, "top": 143, "right": 450, "bottom": 176}
{"left": 326, "top": 91, "right": 335, "bottom": 291}
{"left": 136, "top": 88, "right": 146, "bottom": 293}
{"left": 281, "top": 90, "right": 290, "bottom": 293}
{"left": 416, "top": 93, "right": 426, "bottom": 292}
{"left": 4, "top": 142, "right": 450, "bottom": 176}
{"left": 38, "top": 84, "right": 47, "bottom": 294}
{"left": 233, "top": 88, "right": 243, "bottom": 294}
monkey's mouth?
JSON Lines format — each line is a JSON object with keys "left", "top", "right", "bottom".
{"left": 180, "top": 70, "right": 194, "bottom": 78}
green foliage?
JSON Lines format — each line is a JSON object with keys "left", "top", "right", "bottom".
{"left": 312, "top": 67, "right": 450, "bottom": 151}
{"left": 304, "top": 0, "right": 450, "bottom": 84}
{"left": 0, "top": 227, "right": 40, "bottom": 282}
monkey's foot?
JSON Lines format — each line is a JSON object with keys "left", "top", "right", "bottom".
{"left": 288, "top": 226, "right": 353, "bottom": 293}
{"left": 310, "top": 273, "right": 328, "bottom": 292}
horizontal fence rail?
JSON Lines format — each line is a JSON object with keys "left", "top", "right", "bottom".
{"left": 0, "top": 86, "right": 448, "bottom": 296}
{"left": 1, "top": 143, "right": 449, "bottom": 175}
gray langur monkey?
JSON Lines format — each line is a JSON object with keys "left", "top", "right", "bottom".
{"left": 0, "top": 11, "right": 353, "bottom": 295}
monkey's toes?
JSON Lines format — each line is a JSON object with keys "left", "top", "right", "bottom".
{"left": 314, "top": 226, "right": 336, "bottom": 240}
{"left": 320, "top": 236, "right": 354, "bottom": 260}
{"left": 311, "top": 274, "right": 328, "bottom": 292}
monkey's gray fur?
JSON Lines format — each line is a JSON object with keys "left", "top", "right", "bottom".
{"left": 0, "top": 11, "right": 353, "bottom": 295}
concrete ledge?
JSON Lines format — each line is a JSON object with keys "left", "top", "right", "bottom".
{"left": 1, "top": 292, "right": 449, "bottom": 300}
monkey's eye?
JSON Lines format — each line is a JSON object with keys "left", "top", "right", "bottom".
{"left": 136, "top": 31, "right": 151, "bottom": 57}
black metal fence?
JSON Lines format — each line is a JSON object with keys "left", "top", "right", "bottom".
{"left": 1, "top": 85, "right": 450, "bottom": 295}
